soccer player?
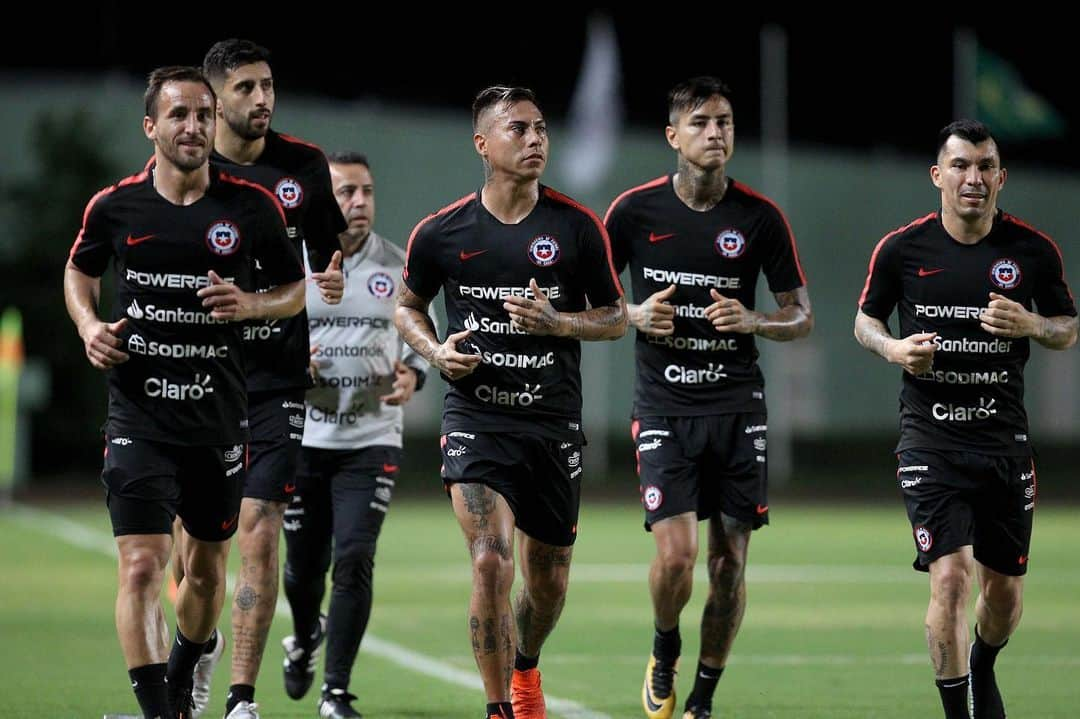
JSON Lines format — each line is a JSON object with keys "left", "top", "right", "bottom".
{"left": 281, "top": 152, "right": 430, "bottom": 719}
{"left": 855, "top": 119, "right": 1077, "bottom": 719}
{"left": 63, "top": 66, "right": 305, "bottom": 719}
{"left": 604, "top": 77, "right": 812, "bottom": 719}
{"left": 181, "top": 39, "right": 345, "bottom": 719}
{"left": 394, "top": 85, "right": 626, "bottom": 719}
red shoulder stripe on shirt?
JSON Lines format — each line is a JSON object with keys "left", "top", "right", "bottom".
{"left": 544, "top": 186, "right": 624, "bottom": 296}
{"left": 217, "top": 170, "right": 288, "bottom": 225}
{"left": 857, "top": 212, "right": 937, "bottom": 307}
{"left": 732, "top": 180, "right": 808, "bottom": 286}
{"left": 276, "top": 132, "right": 324, "bottom": 153}
{"left": 1002, "top": 212, "right": 1074, "bottom": 301}
{"left": 68, "top": 169, "right": 151, "bottom": 260}
{"left": 404, "top": 193, "right": 478, "bottom": 271}
{"left": 602, "top": 175, "right": 669, "bottom": 225}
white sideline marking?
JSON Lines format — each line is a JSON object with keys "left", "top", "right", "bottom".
{"left": 389, "top": 562, "right": 1080, "bottom": 585}
{"left": 7, "top": 505, "right": 611, "bottom": 719}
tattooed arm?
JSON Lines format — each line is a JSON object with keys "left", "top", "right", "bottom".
{"left": 854, "top": 310, "right": 937, "bottom": 375}
{"left": 981, "top": 292, "right": 1078, "bottom": 349}
{"left": 705, "top": 286, "right": 813, "bottom": 341}
{"left": 502, "top": 278, "right": 627, "bottom": 341}
{"left": 394, "top": 285, "right": 481, "bottom": 380}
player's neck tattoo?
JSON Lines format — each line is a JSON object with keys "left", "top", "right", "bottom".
{"left": 673, "top": 160, "right": 728, "bottom": 211}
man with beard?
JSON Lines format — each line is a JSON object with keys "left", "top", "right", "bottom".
{"left": 173, "top": 39, "right": 346, "bottom": 719}
{"left": 282, "top": 152, "right": 430, "bottom": 719}
{"left": 63, "top": 66, "right": 305, "bottom": 719}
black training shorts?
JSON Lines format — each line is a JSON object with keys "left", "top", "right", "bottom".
{"left": 441, "top": 431, "right": 582, "bottom": 547}
{"left": 632, "top": 413, "right": 769, "bottom": 531}
{"left": 102, "top": 434, "right": 245, "bottom": 541}
{"left": 897, "top": 448, "right": 1036, "bottom": 576}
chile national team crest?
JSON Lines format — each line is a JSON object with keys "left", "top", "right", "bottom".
{"left": 990, "top": 258, "right": 1021, "bottom": 289}
{"left": 367, "top": 271, "right": 395, "bottom": 298}
{"left": 715, "top": 228, "right": 746, "bottom": 258}
{"left": 206, "top": 221, "right": 241, "bottom": 256}
{"left": 914, "top": 525, "right": 934, "bottom": 552}
{"left": 528, "top": 235, "right": 561, "bottom": 267}
{"left": 643, "top": 485, "right": 664, "bottom": 512}
{"left": 274, "top": 177, "right": 304, "bottom": 209}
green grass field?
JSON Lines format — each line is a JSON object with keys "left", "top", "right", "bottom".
{"left": 2, "top": 499, "right": 1077, "bottom": 718}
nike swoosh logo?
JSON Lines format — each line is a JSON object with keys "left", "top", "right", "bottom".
{"left": 383, "top": 463, "right": 399, "bottom": 473}
{"left": 221, "top": 514, "right": 239, "bottom": 531}
{"left": 756, "top": 504, "right": 769, "bottom": 515}
{"left": 941, "top": 680, "right": 967, "bottom": 688}
{"left": 126, "top": 233, "right": 156, "bottom": 246}
{"left": 917, "top": 267, "right": 945, "bottom": 277}
{"left": 648, "top": 232, "right": 676, "bottom": 243}
{"left": 643, "top": 681, "right": 664, "bottom": 713}
{"left": 459, "top": 249, "right": 488, "bottom": 261}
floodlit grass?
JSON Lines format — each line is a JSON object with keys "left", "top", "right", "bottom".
{"left": 2, "top": 499, "right": 1077, "bottom": 718}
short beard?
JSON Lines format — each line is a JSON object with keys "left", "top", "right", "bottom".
{"left": 226, "top": 112, "right": 269, "bottom": 141}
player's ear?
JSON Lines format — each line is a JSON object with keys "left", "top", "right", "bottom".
{"left": 474, "top": 132, "right": 487, "bottom": 159}
{"left": 665, "top": 125, "right": 679, "bottom": 152}
{"left": 930, "top": 164, "right": 943, "bottom": 190}
{"left": 143, "top": 115, "right": 155, "bottom": 141}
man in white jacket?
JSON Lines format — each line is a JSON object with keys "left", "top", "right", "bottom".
{"left": 281, "top": 152, "right": 430, "bottom": 719}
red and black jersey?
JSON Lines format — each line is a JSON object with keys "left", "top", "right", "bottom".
{"left": 403, "top": 186, "right": 623, "bottom": 442}
{"left": 859, "top": 210, "right": 1075, "bottom": 455}
{"left": 69, "top": 163, "right": 304, "bottom": 445}
{"left": 210, "top": 129, "right": 345, "bottom": 393}
{"left": 606, "top": 174, "right": 805, "bottom": 417}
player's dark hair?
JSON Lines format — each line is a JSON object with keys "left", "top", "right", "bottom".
{"left": 327, "top": 152, "right": 370, "bottom": 169}
{"left": 144, "top": 66, "right": 215, "bottom": 118}
{"left": 202, "top": 38, "right": 272, "bottom": 83}
{"left": 667, "top": 77, "right": 733, "bottom": 126}
{"left": 937, "top": 119, "right": 998, "bottom": 159}
{"left": 472, "top": 86, "right": 539, "bottom": 131}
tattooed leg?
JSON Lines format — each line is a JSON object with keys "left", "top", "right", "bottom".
{"left": 926, "top": 549, "right": 975, "bottom": 679}
{"left": 698, "top": 514, "right": 751, "bottom": 667}
{"left": 515, "top": 532, "right": 573, "bottom": 658}
{"left": 451, "top": 483, "right": 517, "bottom": 700}
{"left": 231, "top": 498, "right": 287, "bottom": 685}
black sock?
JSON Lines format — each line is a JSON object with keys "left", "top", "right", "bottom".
{"left": 653, "top": 624, "right": 681, "bottom": 665}
{"left": 970, "top": 626, "right": 1006, "bottom": 718}
{"left": 166, "top": 627, "right": 205, "bottom": 687}
{"left": 201, "top": 628, "right": 219, "bottom": 655}
{"left": 686, "top": 661, "right": 724, "bottom": 710}
{"left": 970, "top": 626, "right": 1006, "bottom": 670}
{"left": 514, "top": 649, "right": 540, "bottom": 672}
{"left": 935, "top": 675, "right": 971, "bottom": 719}
{"left": 226, "top": 684, "right": 255, "bottom": 714}
{"left": 486, "top": 700, "right": 514, "bottom": 718}
{"left": 129, "top": 663, "right": 169, "bottom": 719}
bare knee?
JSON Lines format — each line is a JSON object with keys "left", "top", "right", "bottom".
{"left": 982, "top": 576, "right": 1023, "bottom": 623}
{"left": 656, "top": 542, "right": 697, "bottom": 584}
{"left": 931, "top": 564, "right": 973, "bottom": 614}
{"left": 707, "top": 548, "right": 746, "bottom": 599}
{"left": 239, "top": 503, "right": 285, "bottom": 562}
{"left": 119, "top": 548, "right": 167, "bottom": 595}
{"left": 470, "top": 535, "right": 514, "bottom": 596}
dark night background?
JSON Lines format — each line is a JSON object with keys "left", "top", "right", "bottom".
{"left": 3, "top": 12, "right": 1077, "bottom": 167}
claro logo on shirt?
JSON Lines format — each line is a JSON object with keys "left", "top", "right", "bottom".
{"left": 144, "top": 374, "right": 214, "bottom": 400}
{"left": 474, "top": 383, "right": 544, "bottom": 407}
